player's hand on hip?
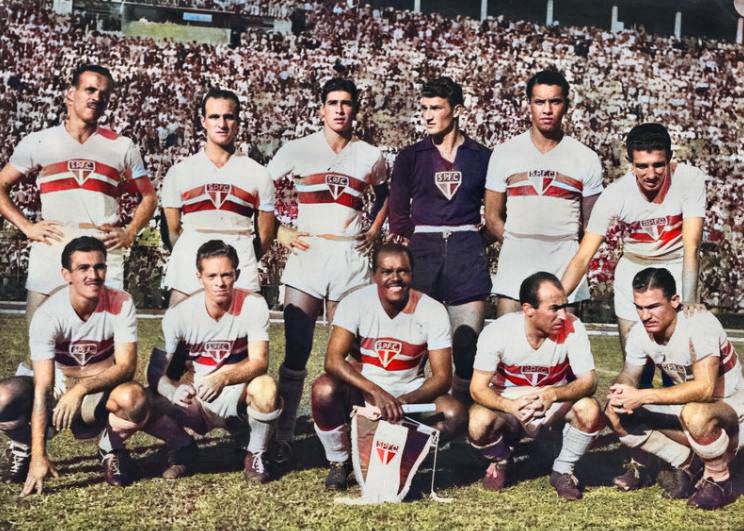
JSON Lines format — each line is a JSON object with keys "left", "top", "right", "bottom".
{"left": 52, "top": 387, "right": 85, "bottom": 431}
{"left": 97, "top": 224, "right": 134, "bottom": 250}
{"left": 354, "top": 228, "right": 378, "bottom": 255}
{"left": 682, "top": 302, "right": 706, "bottom": 317}
{"left": 25, "top": 220, "right": 64, "bottom": 245}
{"left": 19, "top": 456, "right": 58, "bottom": 498}
{"left": 197, "top": 373, "right": 227, "bottom": 403}
{"left": 171, "top": 383, "right": 196, "bottom": 408}
{"left": 368, "top": 388, "right": 404, "bottom": 423}
{"left": 277, "top": 225, "right": 310, "bottom": 253}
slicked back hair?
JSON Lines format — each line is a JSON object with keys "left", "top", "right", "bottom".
{"left": 421, "top": 76, "right": 464, "bottom": 108}
{"left": 372, "top": 242, "right": 414, "bottom": 273}
{"left": 196, "top": 239, "right": 239, "bottom": 272}
{"left": 519, "top": 271, "right": 563, "bottom": 308}
{"left": 200, "top": 87, "right": 241, "bottom": 118}
{"left": 61, "top": 236, "right": 107, "bottom": 270}
{"left": 632, "top": 267, "right": 677, "bottom": 301}
{"left": 625, "top": 123, "right": 672, "bottom": 161}
{"left": 321, "top": 78, "right": 359, "bottom": 105}
{"left": 71, "top": 64, "right": 115, "bottom": 89}
{"left": 526, "top": 69, "right": 569, "bottom": 101}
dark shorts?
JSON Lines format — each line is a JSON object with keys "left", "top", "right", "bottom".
{"left": 410, "top": 230, "right": 491, "bottom": 306}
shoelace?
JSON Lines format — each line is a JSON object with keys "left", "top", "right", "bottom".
{"left": 103, "top": 453, "right": 122, "bottom": 476}
{"left": 251, "top": 452, "right": 265, "bottom": 474}
{"left": 9, "top": 445, "right": 30, "bottom": 473}
{"left": 696, "top": 476, "right": 723, "bottom": 491}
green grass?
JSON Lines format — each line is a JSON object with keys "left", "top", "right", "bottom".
{"left": 1, "top": 316, "right": 743, "bottom": 529}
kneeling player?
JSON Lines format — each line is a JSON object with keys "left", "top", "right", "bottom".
{"left": 468, "top": 272, "right": 603, "bottom": 500}
{"left": 154, "top": 240, "right": 281, "bottom": 482}
{"left": 606, "top": 267, "right": 743, "bottom": 510}
{"left": 0, "top": 237, "right": 150, "bottom": 493}
{"left": 310, "top": 243, "right": 466, "bottom": 490}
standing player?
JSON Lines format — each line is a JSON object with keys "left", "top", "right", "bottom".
{"left": 468, "top": 272, "right": 603, "bottom": 500}
{"left": 605, "top": 268, "right": 742, "bottom": 509}
{"left": 0, "top": 64, "right": 156, "bottom": 323}
{"left": 0, "top": 237, "right": 150, "bottom": 492}
{"left": 266, "top": 79, "right": 388, "bottom": 458}
{"left": 310, "top": 243, "right": 466, "bottom": 489}
{"left": 153, "top": 240, "right": 281, "bottom": 482}
{"left": 486, "top": 70, "right": 603, "bottom": 317}
{"left": 388, "top": 77, "right": 492, "bottom": 404}
{"left": 561, "top": 123, "right": 706, "bottom": 351}
{"left": 161, "top": 88, "right": 276, "bottom": 307}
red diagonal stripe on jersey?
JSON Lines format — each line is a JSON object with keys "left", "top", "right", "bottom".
{"left": 361, "top": 354, "right": 425, "bottom": 371}
{"left": 39, "top": 177, "right": 119, "bottom": 197}
{"left": 359, "top": 337, "right": 427, "bottom": 357}
{"left": 54, "top": 338, "right": 115, "bottom": 366}
{"left": 505, "top": 172, "right": 528, "bottom": 185}
{"left": 41, "top": 160, "right": 121, "bottom": 182}
{"left": 182, "top": 199, "right": 254, "bottom": 217}
{"left": 543, "top": 187, "right": 582, "bottom": 200}
{"left": 182, "top": 185, "right": 205, "bottom": 201}
{"left": 496, "top": 359, "right": 573, "bottom": 387}
{"left": 554, "top": 174, "right": 583, "bottom": 190}
{"left": 298, "top": 190, "right": 363, "bottom": 210}
{"left": 719, "top": 341, "right": 739, "bottom": 375}
{"left": 507, "top": 185, "right": 537, "bottom": 197}
{"left": 300, "top": 172, "right": 366, "bottom": 192}
{"left": 231, "top": 186, "right": 258, "bottom": 208}
{"left": 195, "top": 350, "right": 248, "bottom": 366}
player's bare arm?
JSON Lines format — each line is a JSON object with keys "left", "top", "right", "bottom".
{"left": 256, "top": 211, "right": 277, "bottom": 258}
{"left": 483, "top": 190, "right": 506, "bottom": 244}
{"left": 156, "top": 350, "right": 195, "bottom": 407}
{"left": 397, "top": 347, "right": 452, "bottom": 405}
{"left": 325, "top": 325, "right": 403, "bottom": 421}
{"left": 535, "top": 370, "right": 597, "bottom": 412}
{"left": 355, "top": 193, "right": 388, "bottom": 254}
{"left": 0, "top": 163, "right": 63, "bottom": 244}
{"left": 164, "top": 207, "right": 183, "bottom": 248}
{"left": 680, "top": 217, "right": 703, "bottom": 310}
{"left": 99, "top": 177, "right": 156, "bottom": 250}
{"left": 20, "top": 359, "right": 59, "bottom": 497}
{"left": 580, "top": 193, "right": 600, "bottom": 234}
{"left": 470, "top": 369, "right": 539, "bottom": 422}
{"left": 276, "top": 224, "right": 310, "bottom": 252}
{"left": 197, "top": 340, "right": 269, "bottom": 402}
{"left": 560, "top": 232, "right": 604, "bottom": 296}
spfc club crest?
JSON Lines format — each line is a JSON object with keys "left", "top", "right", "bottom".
{"left": 204, "top": 341, "right": 232, "bottom": 363}
{"left": 520, "top": 365, "right": 550, "bottom": 386}
{"left": 374, "top": 339, "right": 402, "bottom": 368}
{"left": 68, "top": 159, "right": 96, "bottom": 185}
{"left": 375, "top": 440, "right": 399, "bottom": 465}
{"left": 434, "top": 171, "right": 462, "bottom": 200}
{"left": 325, "top": 174, "right": 349, "bottom": 200}
{"left": 639, "top": 217, "right": 668, "bottom": 240}
{"left": 528, "top": 170, "right": 556, "bottom": 195}
{"left": 205, "top": 183, "right": 231, "bottom": 208}
{"left": 69, "top": 342, "right": 98, "bottom": 366}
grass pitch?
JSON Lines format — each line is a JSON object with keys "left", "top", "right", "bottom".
{"left": 1, "top": 315, "right": 743, "bottom": 529}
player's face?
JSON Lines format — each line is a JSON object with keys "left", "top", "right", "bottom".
{"left": 62, "top": 250, "right": 107, "bottom": 300}
{"left": 320, "top": 90, "right": 355, "bottom": 134}
{"left": 420, "top": 96, "right": 460, "bottom": 137}
{"left": 201, "top": 97, "right": 239, "bottom": 148}
{"left": 528, "top": 84, "right": 567, "bottom": 135}
{"left": 633, "top": 288, "right": 680, "bottom": 336}
{"left": 197, "top": 256, "right": 238, "bottom": 305}
{"left": 525, "top": 282, "right": 569, "bottom": 336}
{"left": 67, "top": 71, "right": 112, "bottom": 126}
{"left": 374, "top": 252, "right": 413, "bottom": 306}
{"left": 630, "top": 150, "right": 670, "bottom": 196}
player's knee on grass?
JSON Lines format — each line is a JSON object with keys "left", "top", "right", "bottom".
{"left": 680, "top": 402, "right": 734, "bottom": 443}
{"left": 0, "top": 376, "right": 33, "bottom": 428}
{"left": 246, "top": 375, "right": 279, "bottom": 413}
{"left": 569, "top": 397, "right": 604, "bottom": 433}
{"left": 283, "top": 304, "right": 318, "bottom": 371}
{"left": 310, "top": 374, "right": 346, "bottom": 430}
{"left": 433, "top": 394, "right": 467, "bottom": 439}
{"left": 108, "top": 382, "right": 149, "bottom": 425}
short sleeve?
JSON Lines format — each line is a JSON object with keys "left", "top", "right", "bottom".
{"left": 472, "top": 323, "right": 503, "bottom": 373}
{"left": 423, "top": 300, "right": 452, "bottom": 351}
{"left": 124, "top": 140, "right": 148, "bottom": 180}
{"left": 688, "top": 313, "right": 725, "bottom": 363}
{"left": 114, "top": 297, "right": 138, "bottom": 344}
{"left": 624, "top": 324, "right": 649, "bottom": 366}
{"left": 8, "top": 132, "right": 38, "bottom": 175}
{"left": 162, "top": 308, "right": 181, "bottom": 354}
{"left": 266, "top": 144, "right": 293, "bottom": 181}
{"left": 244, "top": 295, "right": 270, "bottom": 342}
{"left": 485, "top": 149, "right": 506, "bottom": 192}
{"left": 367, "top": 152, "right": 388, "bottom": 186}
{"left": 582, "top": 152, "right": 604, "bottom": 197}
{"left": 585, "top": 187, "right": 617, "bottom": 236}
{"left": 565, "top": 318, "right": 595, "bottom": 376}
{"left": 160, "top": 164, "right": 182, "bottom": 209}
{"left": 681, "top": 166, "right": 706, "bottom": 219}
{"left": 256, "top": 166, "right": 276, "bottom": 212}
{"left": 331, "top": 293, "right": 360, "bottom": 335}
{"left": 28, "top": 305, "right": 58, "bottom": 361}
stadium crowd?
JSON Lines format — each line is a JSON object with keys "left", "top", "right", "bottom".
{"left": 0, "top": 0, "right": 742, "bottom": 310}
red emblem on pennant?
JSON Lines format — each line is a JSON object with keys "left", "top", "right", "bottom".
{"left": 375, "top": 440, "right": 399, "bottom": 465}
{"left": 68, "top": 159, "right": 96, "bottom": 185}
{"left": 69, "top": 342, "right": 98, "bottom": 366}
{"left": 205, "top": 183, "right": 231, "bottom": 208}
{"left": 374, "top": 339, "right": 402, "bottom": 368}
{"left": 434, "top": 171, "right": 462, "bottom": 200}
{"left": 528, "top": 170, "right": 556, "bottom": 195}
{"left": 325, "top": 174, "right": 349, "bottom": 200}
{"left": 204, "top": 341, "right": 232, "bottom": 363}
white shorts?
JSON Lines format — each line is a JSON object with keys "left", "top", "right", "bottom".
{"left": 501, "top": 386, "right": 572, "bottom": 437}
{"left": 281, "top": 237, "right": 368, "bottom": 301}
{"left": 163, "top": 229, "right": 260, "bottom": 294}
{"left": 493, "top": 237, "right": 589, "bottom": 303}
{"left": 181, "top": 380, "right": 246, "bottom": 434}
{"left": 613, "top": 255, "right": 682, "bottom": 321}
{"left": 26, "top": 224, "right": 124, "bottom": 294}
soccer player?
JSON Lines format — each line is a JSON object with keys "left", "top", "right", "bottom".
{"left": 561, "top": 123, "right": 705, "bottom": 352}
{"left": 266, "top": 78, "right": 388, "bottom": 459}
{"left": 310, "top": 242, "right": 466, "bottom": 489}
{"left": 605, "top": 267, "right": 742, "bottom": 510}
{"left": 486, "top": 69, "right": 603, "bottom": 317}
{"left": 468, "top": 272, "right": 603, "bottom": 500}
{"left": 161, "top": 88, "right": 276, "bottom": 307}
{"left": 0, "top": 64, "right": 156, "bottom": 324}
{"left": 154, "top": 240, "right": 281, "bottom": 482}
{"left": 388, "top": 77, "right": 492, "bottom": 404}
{"left": 0, "top": 237, "right": 150, "bottom": 492}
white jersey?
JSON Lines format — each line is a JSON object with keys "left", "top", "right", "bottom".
{"left": 9, "top": 125, "right": 148, "bottom": 226}
{"left": 586, "top": 163, "right": 706, "bottom": 260}
{"left": 267, "top": 131, "right": 387, "bottom": 236}
{"left": 29, "top": 286, "right": 138, "bottom": 377}
{"left": 162, "top": 289, "right": 270, "bottom": 376}
{"left": 486, "top": 131, "right": 603, "bottom": 241}
{"left": 161, "top": 150, "right": 274, "bottom": 232}
{"left": 333, "top": 285, "right": 452, "bottom": 397}
{"left": 473, "top": 312, "right": 595, "bottom": 389}
{"left": 625, "top": 311, "right": 744, "bottom": 399}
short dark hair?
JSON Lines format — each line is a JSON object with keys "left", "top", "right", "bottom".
{"left": 71, "top": 64, "right": 115, "bottom": 89}
{"left": 421, "top": 76, "right": 464, "bottom": 108}
{"left": 321, "top": 78, "right": 359, "bottom": 105}
{"left": 632, "top": 267, "right": 677, "bottom": 300}
{"left": 200, "top": 87, "right": 241, "bottom": 118}
{"left": 625, "top": 123, "right": 672, "bottom": 161}
{"left": 519, "top": 271, "right": 564, "bottom": 308}
{"left": 62, "top": 236, "right": 107, "bottom": 270}
{"left": 373, "top": 242, "right": 414, "bottom": 272}
{"left": 526, "top": 69, "right": 569, "bottom": 101}
{"left": 196, "top": 240, "right": 239, "bottom": 271}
